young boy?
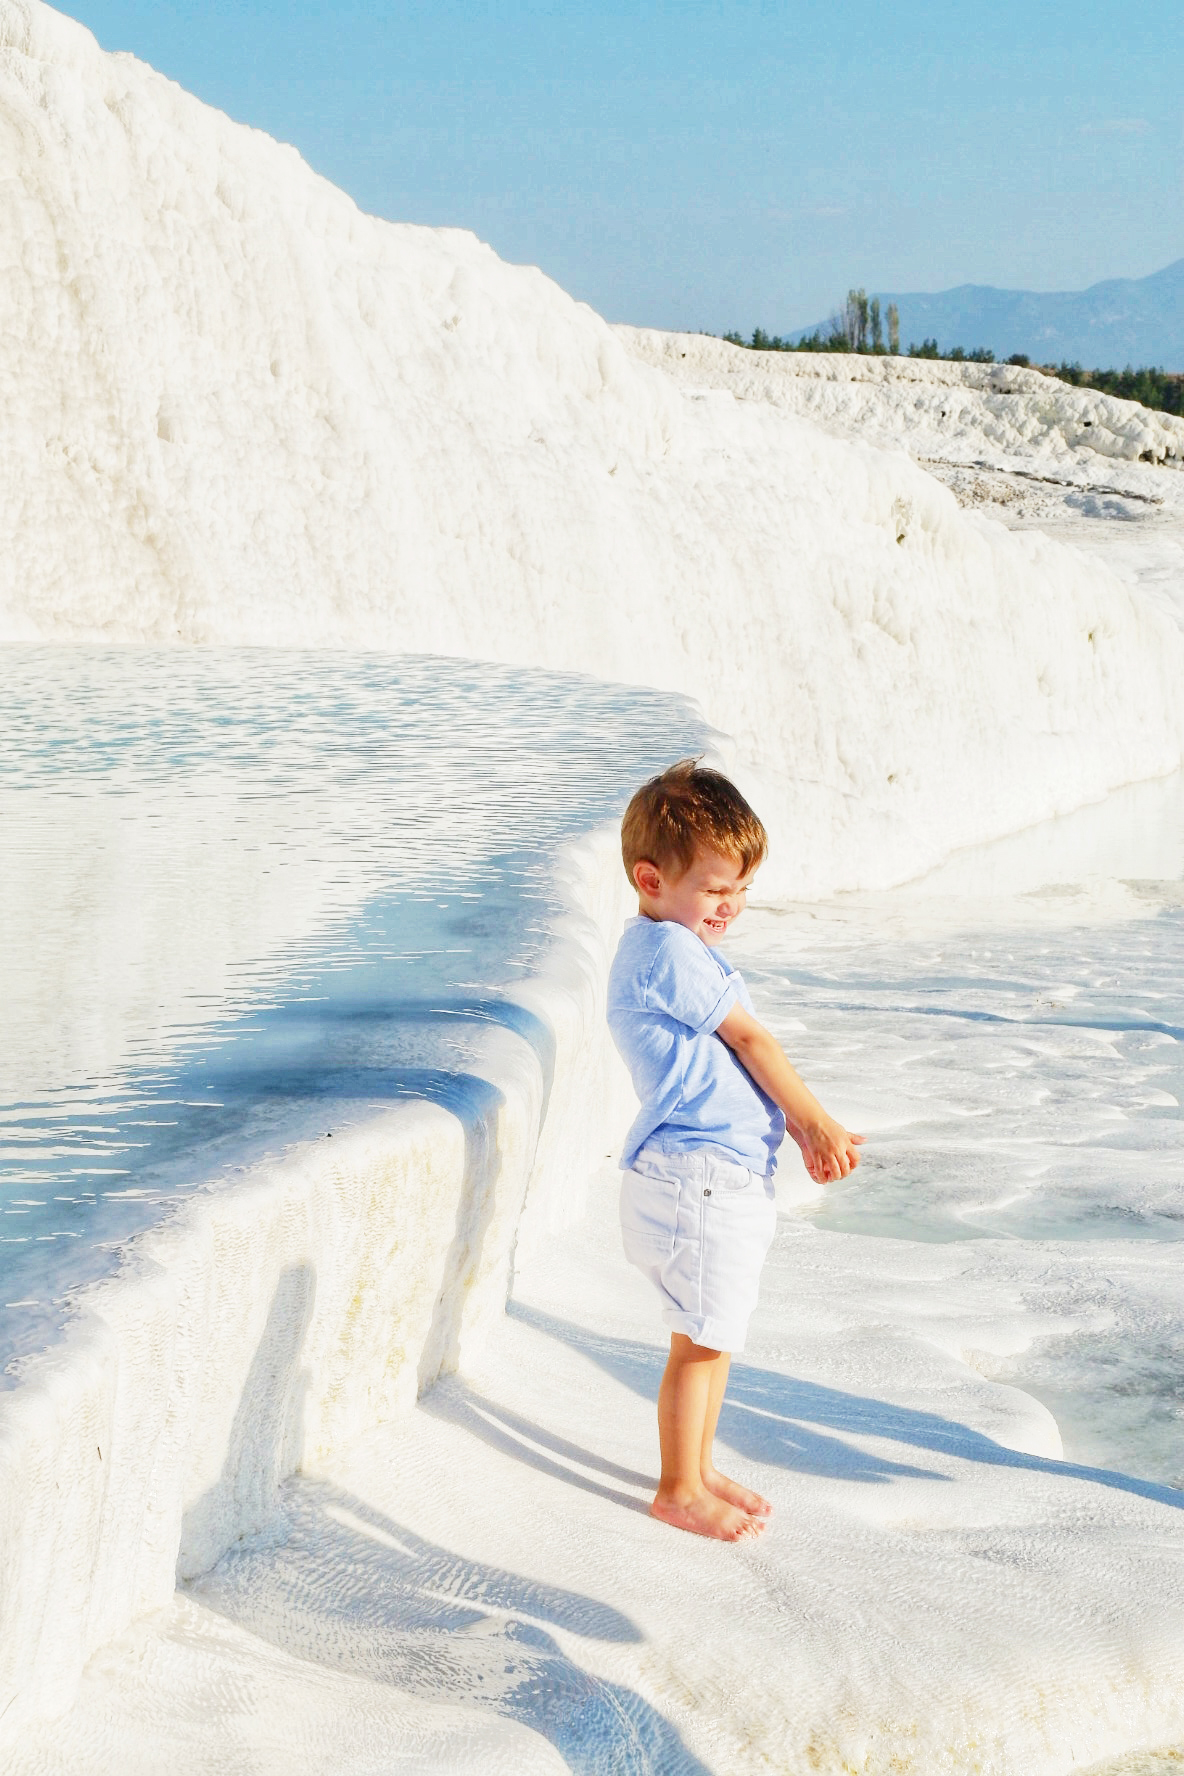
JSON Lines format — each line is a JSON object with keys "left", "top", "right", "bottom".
{"left": 608, "top": 759, "right": 863, "bottom": 1542}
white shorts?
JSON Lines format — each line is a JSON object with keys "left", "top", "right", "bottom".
{"left": 620, "top": 1146, "right": 778, "bottom": 1354}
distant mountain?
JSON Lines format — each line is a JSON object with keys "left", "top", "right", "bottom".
{"left": 794, "top": 259, "right": 1184, "bottom": 370}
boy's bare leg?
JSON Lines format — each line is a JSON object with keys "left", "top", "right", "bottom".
{"left": 698, "top": 1351, "right": 773, "bottom": 1518}
{"left": 651, "top": 1334, "right": 764, "bottom": 1540}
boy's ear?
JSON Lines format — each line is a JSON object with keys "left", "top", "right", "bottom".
{"left": 632, "top": 858, "right": 662, "bottom": 897}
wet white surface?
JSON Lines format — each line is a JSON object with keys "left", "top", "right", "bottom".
{"left": 0, "top": 647, "right": 703, "bottom": 1368}
{"left": 733, "top": 771, "right": 1184, "bottom": 1496}
{"left": 13, "top": 779, "right": 1184, "bottom": 1775}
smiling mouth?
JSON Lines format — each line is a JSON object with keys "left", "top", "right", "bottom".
{"left": 703, "top": 916, "right": 728, "bottom": 931}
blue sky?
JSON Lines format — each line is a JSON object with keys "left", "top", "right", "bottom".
{"left": 65, "top": 0, "right": 1184, "bottom": 334}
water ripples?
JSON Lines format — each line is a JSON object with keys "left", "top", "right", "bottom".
{"left": 0, "top": 646, "right": 705, "bottom": 1368}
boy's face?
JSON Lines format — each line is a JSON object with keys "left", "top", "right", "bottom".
{"left": 633, "top": 847, "right": 756, "bottom": 947}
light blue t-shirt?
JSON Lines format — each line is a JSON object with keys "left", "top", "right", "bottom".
{"left": 607, "top": 915, "right": 786, "bottom": 1175}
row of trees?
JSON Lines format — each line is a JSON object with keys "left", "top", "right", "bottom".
{"left": 722, "top": 318, "right": 985, "bottom": 360}
{"left": 723, "top": 290, "right": 901, "bottom": 357}
{"left": 1050, "top": 363, "right": 1183, "bottom": 418}
{"left": 909, "top": 337, "right": 998, "bottom": 363}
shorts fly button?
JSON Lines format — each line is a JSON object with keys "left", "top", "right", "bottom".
{"left": 703, "top": 1187, "right": 712, "bottom": 1196}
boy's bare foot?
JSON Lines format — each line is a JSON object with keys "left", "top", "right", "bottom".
{"left": 650, "top": 1487, "right": 765, "bottom": 1541}
{"left": 701, "top": 1466, "right": 773, "bottom": 1518}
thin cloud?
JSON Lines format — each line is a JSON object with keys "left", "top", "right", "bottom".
{"left": 1080, "top": 118, "right": 1151, "bottom": 136}
{"left": 767, "top": 203, "right": 848, "bottom": 222}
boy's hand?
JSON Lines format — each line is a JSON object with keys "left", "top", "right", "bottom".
{"left": 793, "top": 1117, "right": 864, "bottom": 1184}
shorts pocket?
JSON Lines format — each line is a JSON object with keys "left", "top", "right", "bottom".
{"left": 620, "top": 1167, "right": 679, "bottom": 1266}
{"left": 710, "top": 1160, "right": 760, "bottom": 1193}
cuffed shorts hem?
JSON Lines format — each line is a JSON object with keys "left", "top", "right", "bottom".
{"left": 660, "top": 1309, "right": 752, "bottom": 1355}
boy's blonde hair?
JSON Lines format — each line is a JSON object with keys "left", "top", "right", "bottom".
{"left": 621, "top": 758, "right": 768, "bottom": 884}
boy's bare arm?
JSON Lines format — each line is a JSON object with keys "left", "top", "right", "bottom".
{"left": 715, "top": 1003, "right": 864, "bottom": 1183}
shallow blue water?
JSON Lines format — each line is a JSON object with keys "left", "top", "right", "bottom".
{"left": 0, "top": 647, "right": 706, "bottom": 1370}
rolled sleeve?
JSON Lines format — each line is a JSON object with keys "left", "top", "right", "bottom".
{"left": 642, "top": 926, "right": 738, "bottom": 1035}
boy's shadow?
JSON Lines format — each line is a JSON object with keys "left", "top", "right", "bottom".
{"left": 193, "top": 1476, "right": 715, "bottom": 1776}
{"left": 184, "top": 1270, "right": 716, "bottom": 1775}
{"left": 507, "top": 1301, "right": 1184, "bottom": 1511}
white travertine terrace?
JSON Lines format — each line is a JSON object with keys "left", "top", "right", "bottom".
{"left": 3, "top": 6, "right": 1184, "bottom": 1770}
{"left": 617, "top": 327, "right": 1184, "bottom": 470}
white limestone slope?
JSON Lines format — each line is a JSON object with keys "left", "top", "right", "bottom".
{"left": 614, "top": 331, "right": 1184, "bottom": 646}
{"left": 3, "top": 1, "right": 1184, "bottom": 894}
